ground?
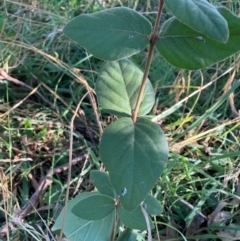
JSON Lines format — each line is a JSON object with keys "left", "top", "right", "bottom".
{"left": 0, "top": 0, "right": 240, "bottom": 240}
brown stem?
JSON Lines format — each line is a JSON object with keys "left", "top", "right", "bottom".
{"left": 132, "top": 0, "right": 164, "bottom": 122}
{"left": 110, "top": 210, "right": 118, "bottom": 241}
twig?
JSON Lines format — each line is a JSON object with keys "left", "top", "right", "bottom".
{"left": 152, "top": 65, "right": 236, "bottom": 122}
{"left": 0, "top": 158, "right": 32, "bottom": 162}
{"left": 58, "top": 92, "right": 90, "bottom": 241}
{"left": 0, "top": 68, "right": 58, "bottom": 115}
{"left": 132, "top": 0, "right": 164, "bottom": 122}
{"left": 170, "top": 116, "right": 240, "bottom": 152}
{"left": 177, "top": 196, "right": 208, "bottom": 221}
{"left": 208, "top": 183, "right": 240, "bottom": 225}
{"left": 0, "top": 153, "right": 89, "bottom": 238}
{"left": 89, "top": 91, "right": 103, "bottom": 135}
{"left": 223, "top": 70, "right": 240, "bottom": 118}
{"left": 0, "top": 84, "right": 41, "bottom": 118}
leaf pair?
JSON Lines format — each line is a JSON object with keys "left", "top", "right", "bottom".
{"left": 71, "top": 193, "right": 155, "bottom": 230}
{"left": 157, "top": 7, "right": 240, "bottom": 70}
{"left": 63, "top": 1, "right": 240, "bottom": 69}
{"left": 95, "top": 58, "right": 168, "bottom": 211}
{"left": 52, "top": 172, "right": 163, "bottom": 240}
{"left": 71, "top": 171, "right": 163, "bottom": 230}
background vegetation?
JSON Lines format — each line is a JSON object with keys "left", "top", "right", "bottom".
{"left": 0, "top": 0, "right": 240, "bottom": 240}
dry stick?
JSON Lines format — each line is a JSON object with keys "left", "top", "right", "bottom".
{"left": 0, "top": 168, "right": 10, "bottom": 241}
{"left": 0, "top": 153, "right": 89, "bottom": 238}
{"left": 170, "top": 116, "right": 240, "bottom": 152}
{"left": 152, "top": 65, "right": 236, "bottom": 123}
{"left": 177, "top": 196, "right": 208, "bottom": 221}
{"left": 89, "top": 91, "right": 103, "bottom": 135}
{"left": 132, "top": 0, "right": 164, "bottom": 122}
{"left": 58, "top": 92, "right": 90, "bottom": 241}
{"left": 153, "top": 215, "right": 160, "bottom": 241}
{"left": 0, "top": 84, "right": 41, "bottom": 119}
{"left": 208, "top": 183, "right": 240, "bottom": 225}
{"left": 0, "top": 68, "right": 58, "bottom": 116}
{"left": 223, "top": 70, "right": 240, "bottom": 118}
{"left": 0, "top": 158, "right": 33, "bottom": 163}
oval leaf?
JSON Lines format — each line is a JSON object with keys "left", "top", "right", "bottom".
{"left": 90, "top": 170, "right": 115, "bottom": 198}
{"left": 164, "top": 0, "right": 229, "bottom": 43}
{"left": 117, "top": 204, "right": 154, "bottom": 230}
{"left": 72, "top": 194, "right": 115, "bottom": 220}
{"left": 117, "top": 228, "right": 137, "bottom": 241}
{"left": 96, "top": 59, "right": 155, "bottom": 117}
{"left": 100, "top": 117, "right": 169, "bottom": 211}
{"left": 63, "top": 7, "right": 152, "bottom": 61}
{"left": 157, "top": 7, "right": 240, "bottom": 70}
{"left": 52, "top": 193, "right": 115, "bottom": 241}
{"left": 144, "top": 194, "right": 163, "bottom": 215}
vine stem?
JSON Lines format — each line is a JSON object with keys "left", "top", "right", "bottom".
{"left": 140, "top": 202, "right": 152, "bottom": 241}
{"left": 110, "top": 209, "right": 118, "bottom": 241}
{"left": 132, "top": 0, "right": 164, "bottom": 122}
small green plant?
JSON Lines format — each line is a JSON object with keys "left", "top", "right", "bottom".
{"left": 52, "top": 0, "right": 240, "bottom": 240}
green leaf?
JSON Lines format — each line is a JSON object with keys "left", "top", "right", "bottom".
{"left": 90, "top": 170, "right": 115, "bottom": 198}
{"left": 117, "top": 228, "right": 137, "bottom": 241}
{"left": 96, "top": 59, "right": 155, "bottom": 117}
{"left": 117, "top": 204, "right": 154, "bottom": 230}
{"left": 156, "top": 7, "right": 240, "bottom": 70}
{"left": 100, "top": 117, "right": 168, "bottom": 211}
{"left": 144, "top": 194, "right": 163, "bottom": 215}
{"left": 52, "top": 193, "right": 115, "bottom": 241}
{"left": 63, "top": 7, "right": 152, "bottom": 61}
{"left": 164, "top": 0, "right": 229, "bottom": 43}
{"left": 72, "top": 194, "right": 115, "bottom": 220}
